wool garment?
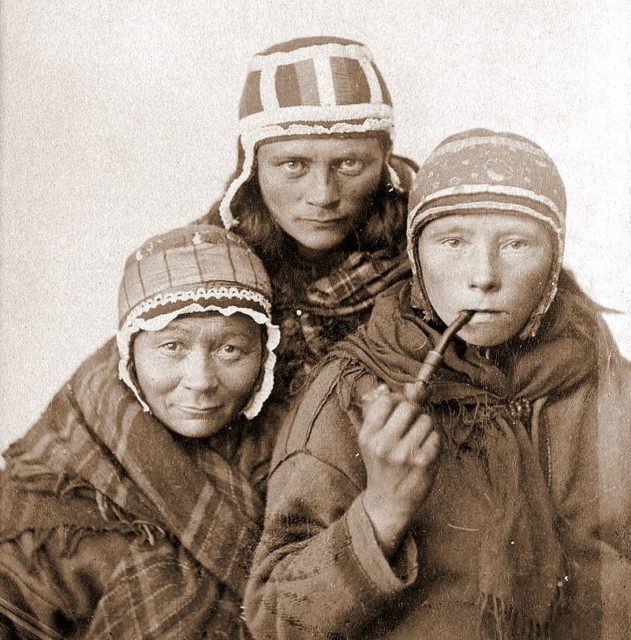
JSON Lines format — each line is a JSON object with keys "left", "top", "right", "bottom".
{"left": 0, "top": 339, "right": 284, "bottom": 639}
{"left": 243, "top": 273, "right": 631, "bottom": 639}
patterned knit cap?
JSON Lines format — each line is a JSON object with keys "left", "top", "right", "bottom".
{"left": 407, "top": 129, "right": 566, "bottom": 338}
{"left": 219, "top": 36, "right": 397, "bottom": 229}
{"left": 117, "top": 224, "right": 280, "bottom": 419}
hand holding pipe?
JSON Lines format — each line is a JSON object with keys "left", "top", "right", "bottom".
{"left": 403, "top": 310, "right": 474, "bottom": 404}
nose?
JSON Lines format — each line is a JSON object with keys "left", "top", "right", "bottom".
{"left": 306, "top": 167, "right": 340, "bottom": 209}
{"left": 468, "top": 246, "right": 500, "bottom": 293}
{"left": 182, "top": 350, "right": 219, "bottom": 392}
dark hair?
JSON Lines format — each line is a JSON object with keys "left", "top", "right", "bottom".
{"left": 206, "top": 138, "right": 415, "bottom": 275}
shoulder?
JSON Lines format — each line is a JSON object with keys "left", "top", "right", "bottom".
{"left": 270, "top": 358, "right": 379, "bottom": 481}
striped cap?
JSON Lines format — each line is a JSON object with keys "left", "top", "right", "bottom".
{"left": 407, "top": 129, "right": 567, "bottom": 337}
{"left": 219, "top": 36, "right": 396, "bottom": 229}
{"left": 117, "top": 225, "right": 280, "bottom": 419}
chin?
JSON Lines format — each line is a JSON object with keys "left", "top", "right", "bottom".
{"left": 167, "top": 419, "right": 228, "bottom": 439}
{"left": 459, "top": 327, "right": 516, "bottom": 348}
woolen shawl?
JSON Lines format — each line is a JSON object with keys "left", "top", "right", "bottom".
{"left": 331, "top": 275, "right": 599, "bottom": 639}
{"left": 0, "top": 339, "right": 271, "bottom": 639}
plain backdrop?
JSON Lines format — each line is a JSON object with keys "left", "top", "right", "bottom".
{"left": 1, "top": 0, "right": 630, "bottom": 453}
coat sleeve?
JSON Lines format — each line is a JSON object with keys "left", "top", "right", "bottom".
{"left": 243, "top": 362, "right": 418, "bottom": 640}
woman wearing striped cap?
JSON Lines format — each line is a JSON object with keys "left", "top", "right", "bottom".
{"left": 0, "top": 225, "right": 281, "bottom": 638}
{"left": 201, "top": 36, "right": 417, "bottom": 399}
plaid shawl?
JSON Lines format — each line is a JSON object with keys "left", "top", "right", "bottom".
{"left": 0, "top": 339, "right": 275, "bottom": 639}
{"left": 273, "top": 249, "right": 411, "bottom": 396}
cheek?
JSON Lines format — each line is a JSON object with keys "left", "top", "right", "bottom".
{"left": 341, "top": 170, "right": 383, "bottom": 202}
{"left": 419, "top": 250, "right": 457, "bottom": 302}
{"left": 258, "top": 170, "right": 294, "bottom": 209}
{"left": 512, "top": 260, "right": 553, "bottom": 311}
{"left": 222, "top": 355, "right": 263, "bottom": 400}
{"left": 134, "top": 357, "right": 178, "bottom": 407}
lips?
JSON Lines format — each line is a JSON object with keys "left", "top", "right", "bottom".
{"left": 468, "top": 310, "right": 505, "bottom": 323}
{"left": 174, "top": 404, "right": 222, "bottom": 416}
{"left": 302, "top": 217, "right": 348, "bottom": 226}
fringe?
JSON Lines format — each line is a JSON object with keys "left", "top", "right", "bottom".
{"left": 95, "top": 490, "right": 167, "bottom": 547}
{"left": 478, "top": 592, "right": 549, "bottom": 640}
{"left": 478, "top": 573, "right": 569, "bottom": 640}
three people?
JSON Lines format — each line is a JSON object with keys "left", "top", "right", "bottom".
{"left": 243, "top": 129, "right": 631, "bottom": 639}
{"left": 1, "top": 33, "right": 629, "bottom": 640}
{"left": 0, "top": 225, "right": 279, "bottom": 638}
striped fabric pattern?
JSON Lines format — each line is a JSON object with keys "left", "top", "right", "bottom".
{"left": 118, "top": 226, "right": 272, "bottom": 327}
{"left": 407, "top": 130, "right": 566, "bottom": 235}
{"left": 219, "top": 36, "right": 396, "bottom": 229}
{"left": 238, "top": 38, "right": 392, "bottom": 132}
{"left": 239, "top": 47, "right": 391, "bottom": 118}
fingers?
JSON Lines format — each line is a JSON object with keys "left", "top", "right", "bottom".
{"left": 360, "top": 386, "right": 398, "bottom": 439}
{"left": 377, "top": 400, "right": 423, "bottom": 450}
{"left": 389, "top": 415, "right": 439, "bottom": 467}
{"left": 411, "top": 428, "right": 440, "bottom": 467}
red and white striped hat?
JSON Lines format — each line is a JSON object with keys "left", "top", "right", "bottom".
{"left": 219, "top": 36, "right": 397, "bottom": 229}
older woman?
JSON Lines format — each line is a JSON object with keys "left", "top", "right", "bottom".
{"left": 0, "top": 225, "right": 279, "bottom": 639}
{"left": 244, "top": 130, "right": 631, "bottom": 639}
{"left": 201, "top": 36, "right": 417, "bottom": 397}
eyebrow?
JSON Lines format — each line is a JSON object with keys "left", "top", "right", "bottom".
{"left": 424, "top": 223, "right": 471, "bottom": 236}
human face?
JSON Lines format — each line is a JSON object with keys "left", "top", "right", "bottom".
{"left": 133, "top": 313, "right": 263, "bottom": 438}
{"left": 418, "top": 213, "right": 554, "bottom": 346}
{"left": 257, "top": 137, "right": 386, "bottom": 256}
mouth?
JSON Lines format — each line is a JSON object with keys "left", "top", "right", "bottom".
{"left": 174, "top": 404, "right": 222, "bottom": 416}
{"left": 301, "top": 217, "right": 348, "bottom": 227}
{"left": 467, "top": 310, "right": 506, "bottom": 323}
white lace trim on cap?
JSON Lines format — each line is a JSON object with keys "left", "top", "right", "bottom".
{"left": 117, "top": 302, "right": 280, "bottom": 421}
{"left": 123, "top": 286, "right": 272, "bottom": 325}
{"left": 239, "top": 103, "right": 393, "bottom": 135}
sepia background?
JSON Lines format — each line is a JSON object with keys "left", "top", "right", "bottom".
{"left": 1, "top": 0, "right": 630, "bottom": 453}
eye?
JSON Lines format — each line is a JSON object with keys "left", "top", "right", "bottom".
{"left": 279, "top": 160, "right": 307, "bottom": 176}
{"left": 440, "top": 237, "right": 464, "bottom": 249}
{"left": 503, "top": 239, "right": 529, "bottom": 250}
{"left": 336, "top": 158, "right": 365, "bottom": 176}
{"left": 158, "top": 341, "right": 184, "bottom": 355}
{"left": 215, "top": 343, "right": 243, "bottom": 362}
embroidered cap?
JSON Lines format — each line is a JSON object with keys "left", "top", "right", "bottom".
{"left": 407, "top": 129, "right": 567, "bottom": 337}
{"left": 219, "top": 36, "right": 397, "bottom": 229}
{"left": 117, "top": 224, "right": 280, "bottom": 419}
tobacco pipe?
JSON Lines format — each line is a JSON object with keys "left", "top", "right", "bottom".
{"left": 403, "top": 310, "right": 474, "bottom": 404}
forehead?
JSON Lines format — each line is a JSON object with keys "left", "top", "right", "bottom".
{"left": 422, "top": 212, "right": 551, "bottom": 238}
{"left": 152, "top": 312, "right": 258, "bottom": 335}
{"left": 257, "top": 136, "right": 383, "bottom": 159}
